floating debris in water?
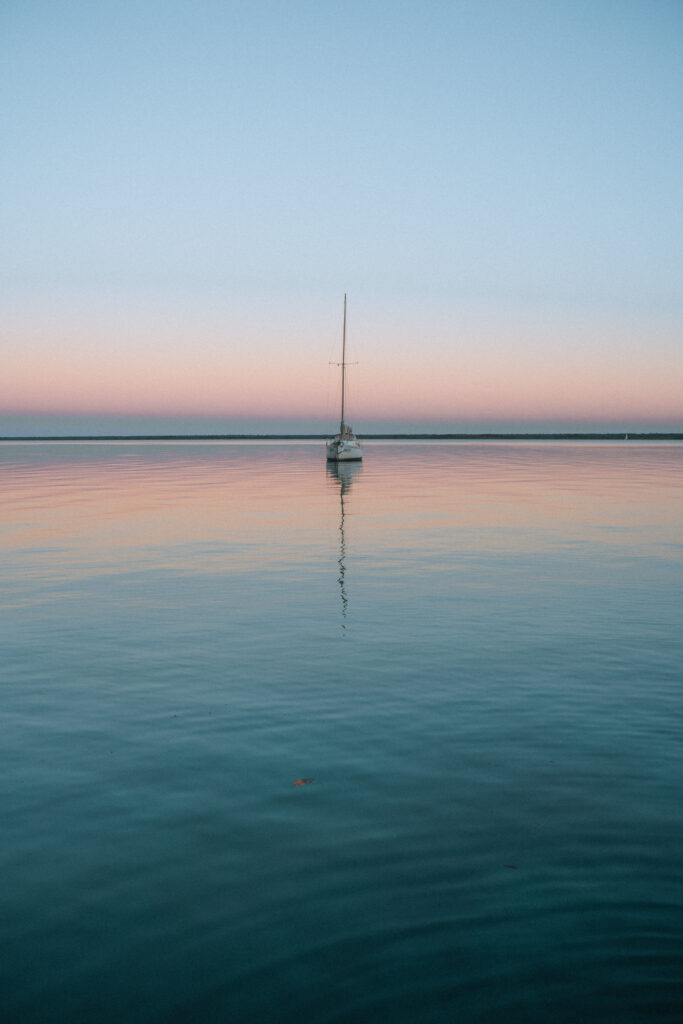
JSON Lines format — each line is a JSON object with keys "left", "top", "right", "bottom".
{"left": 293, "top": 778, "right": 315, "bottom": 787}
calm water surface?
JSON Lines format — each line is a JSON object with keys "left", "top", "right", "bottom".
{"left": 2, "top": 441, "right": 682, "bottom": 1022}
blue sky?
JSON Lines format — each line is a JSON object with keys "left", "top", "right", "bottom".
{"left": 2, "top": 0, "right": 682, "bottom": 434}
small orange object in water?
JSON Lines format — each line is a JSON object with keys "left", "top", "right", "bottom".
{"left": 293, "top": 777, "right": 315, "bottom": 787}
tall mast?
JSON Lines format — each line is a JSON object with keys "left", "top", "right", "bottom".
{"left": 339, "top": 293, "right": 347, "bottom": 435}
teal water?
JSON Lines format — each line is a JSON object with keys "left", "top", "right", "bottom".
{"left": 2, "top": 440, "right": 682, "bottom": 1022}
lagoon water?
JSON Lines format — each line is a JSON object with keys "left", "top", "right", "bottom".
{"left": 2, "top": 440, "right": 682, "bottom": 1022}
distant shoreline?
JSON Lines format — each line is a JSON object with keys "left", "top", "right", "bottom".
{"left": 2, "top": 433, "right": 682, "bottom": 442}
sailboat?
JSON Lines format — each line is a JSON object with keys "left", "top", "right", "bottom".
{"left": 326, "top": 294, "right": 363, "bottom": 462}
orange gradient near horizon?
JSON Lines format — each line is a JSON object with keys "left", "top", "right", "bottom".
{"left": 3, "top": 311, "right": 681, "bottom": 425}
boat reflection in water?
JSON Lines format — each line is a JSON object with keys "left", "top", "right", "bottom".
{"left": 326, "top": 459, "right": 363, "bottom": 629}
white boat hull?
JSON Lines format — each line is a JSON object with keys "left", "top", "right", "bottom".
{"left": 326, "top": 438, "right": 363, "bottom": 461}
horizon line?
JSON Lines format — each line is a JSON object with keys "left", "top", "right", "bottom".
{"left": 2, "top": 432, "right": 683, "bottom": 442}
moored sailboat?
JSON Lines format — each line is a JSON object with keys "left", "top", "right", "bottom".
{"left": 326, "top": 294, "right": 363, "bottom": 462}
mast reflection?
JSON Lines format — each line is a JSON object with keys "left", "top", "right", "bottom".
{"left": 326, "top": 460, "right": 362, "bottom": 629}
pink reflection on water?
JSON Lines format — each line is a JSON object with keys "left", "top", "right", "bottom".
{"left": 2, "top": 441, "right": 682, "bottom": 594}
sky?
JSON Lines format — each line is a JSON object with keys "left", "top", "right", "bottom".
{"left": 2, "top": 0, "right": 682, "bottom": 435}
